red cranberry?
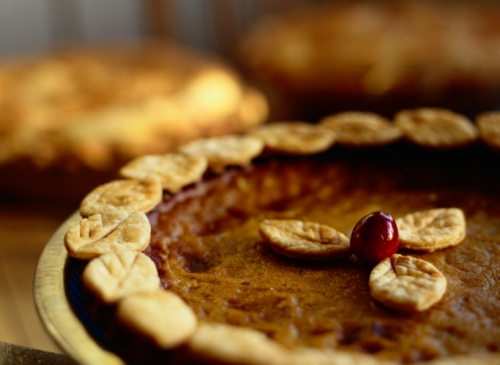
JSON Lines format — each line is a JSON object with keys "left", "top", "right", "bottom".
{"left": 350, "top": 211, "right": 399, "bottom": 265}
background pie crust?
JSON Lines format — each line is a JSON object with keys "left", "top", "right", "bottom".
{"left": 238, "top": 0, "right": 500, "bottom": 120}
{"left": 0, "top": 40, "right": 268, "bottom": 200}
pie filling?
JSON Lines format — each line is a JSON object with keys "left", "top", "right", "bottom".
{"left": 145, "top": 145, "right": 500, "bottom": 363}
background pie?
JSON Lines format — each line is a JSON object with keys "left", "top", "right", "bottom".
{"left": 0, "top": 40, "right": 268, "bottom": 201}
{"left": 239, "top": 0, "right": 500, "bottom": 120}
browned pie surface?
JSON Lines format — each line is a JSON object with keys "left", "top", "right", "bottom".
{"left": 146, "top": 145, "right": 500, "bottom": 363}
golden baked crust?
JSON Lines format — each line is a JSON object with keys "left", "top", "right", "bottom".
{"left": 64, "top": 110, "right": 500, "bottom": 364}
{"left": 259, "top": 219, "right": 351, "bottom": 260}
{"left": 394, "top": 108, "right": 478, "bottom": 148}
{"left": 396, "top": 208, "right": 467, "bottom": 252}
{"left": 0, "top": 40, "right": 268, "bottom": 199}
{"left": 369, "top": 254, "right": 447, "bottom": 312}
{"left": 82, "top": 250, "right": 160, "bottom": 304}
{"left": 320, "top": 111, "right": 402, "bottom": 147}
{"left": 239, "top": 0, "right": 500, "bottom": 119}
{"left": 476, "top": 112, "right": 500, "bottom": 150}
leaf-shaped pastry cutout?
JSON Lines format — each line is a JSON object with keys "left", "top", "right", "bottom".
{"left": 476, "top": 111, "right": 500, "bottom": 150}
{"left": 370, "top": 254, "right": 447, "bottom": 312}
{"left": 116, "top": 290, "right": 197, "bottom": 349}
{"left": 187, "top": 322, "right": 287, "bottom": 365}
{"left": 119, "top": 152, "right": 208, "bottom": 193}
{"left": 82, "top": 251, "right": 160, "bottom": 304}
{"left": 65, "top": 211, "right": 151, "bottom": 260}
{"left": 249, "top": 121, "right": 335, "bottom": 155}
{"left": 179, "top": 134, "right": 264, "bottom": 173}
{"left": 394, "top": 108, "right": 478, "bottom": 148}
{"left": 80, "top": 177, "right": 162, "bottom": 217}
{"left": 320, "top": 111, "right": 402, "bottom": 147}
{"left": 259, "top": 219, "right": 350, "bottom": 260}
{"left": 396, "top": 208, "right": 466, "bottom": 252}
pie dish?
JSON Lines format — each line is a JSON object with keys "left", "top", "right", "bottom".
{"left": 238, "top": 0, "right": 500, "bottom": 120}
{"left": 35, "top": 108, "right": 500, "bottom": 364}
{"left": 0, "top": 40, "right": 268, "bottom": 200}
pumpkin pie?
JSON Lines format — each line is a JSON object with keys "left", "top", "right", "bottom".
{"left": 238, "top": 0, "right": 500, "bottom": 120}
{"left": 64, "top": 109, "right": 500, "bottom": 364}
{"left": 0, "top": 40, "right": 268, "bottom": 200}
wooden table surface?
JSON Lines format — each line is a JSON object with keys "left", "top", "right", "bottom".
{"left": 0, "top": 194, "right": 77, "bottom": 355}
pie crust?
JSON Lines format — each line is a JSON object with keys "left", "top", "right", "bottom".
{"left": 238, "top": 0, "right": 500, "bottom": 119}
{"left": 63, "top": 109, "right": 500, "bottom": 364}
{"left": 0, "top": 40, "right": 268, "bottom": 200}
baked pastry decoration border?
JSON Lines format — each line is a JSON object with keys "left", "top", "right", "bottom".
{"left": 62, "top": 108, "right": 500, "bottom": 364}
